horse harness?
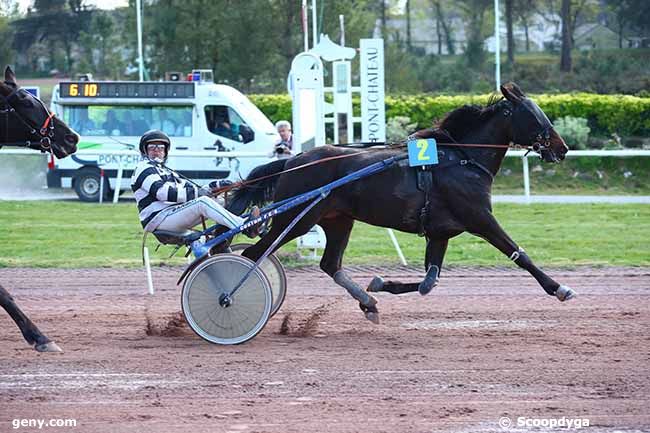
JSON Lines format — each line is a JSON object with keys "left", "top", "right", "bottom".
{"left": 0, "top": 87, "right": 56, "bottom": 152}
{"left": 403, "top": 130, "right": 496, "bottom": 236}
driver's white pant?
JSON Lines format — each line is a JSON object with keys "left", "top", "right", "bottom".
{"left": 149, "top": 196, "right": 244, "bottom": 233}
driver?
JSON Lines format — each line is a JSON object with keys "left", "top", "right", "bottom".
{"left": 131, "top": 130, "right": 260, "bottom": 240}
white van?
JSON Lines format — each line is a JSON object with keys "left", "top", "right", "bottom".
{"left": 48, "top": 70, "right": 279, "bottom": 201}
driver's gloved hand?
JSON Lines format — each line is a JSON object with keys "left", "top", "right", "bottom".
{"left": 208, "top": 179, "right": 234, "bottom": 190}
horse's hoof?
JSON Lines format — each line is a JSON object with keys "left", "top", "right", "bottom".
{"left": 365, "top": 311, "right": 380, "bottom": 324}
{"left": 367, "top": 276, "right": 384, "bottom": 292}
{"left": 556, "top": 285, "right": 576, "bottom": 302}
{"left": 418, "top": 265, "right": 439, "bottom": 296}
{"left": 34, "top": 341, "right": 63, "bottom": 353}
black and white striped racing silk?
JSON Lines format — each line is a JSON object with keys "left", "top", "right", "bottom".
{"left": 131, "top": 159, "right": 199, "bottom": 229}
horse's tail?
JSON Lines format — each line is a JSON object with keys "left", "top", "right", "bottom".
{"left": 227, "top": 158, "right": 289, "bottom": 215}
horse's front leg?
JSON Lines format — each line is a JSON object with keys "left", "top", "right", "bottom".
{"left": 0, "top": 284, "right": 62, "bottom": 352}
{"left": 470, "top": 212, "right": 576, "bottom": 301}
{"left": 368, "top": 238, "right": 448, "bottom": 295}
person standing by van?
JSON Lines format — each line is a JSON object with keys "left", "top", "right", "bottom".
{"left": 272, "top": 120, "right": 293, "bottom": 159}
{"left": 131, "top": 130, "right": 261, "bottom": 240}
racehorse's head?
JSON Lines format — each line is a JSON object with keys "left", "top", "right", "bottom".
{"left": 501, "top": 82, "right": 568, "bottom": 163}
{"left": 1, "top": 66, "right": 79, "bottom": 158}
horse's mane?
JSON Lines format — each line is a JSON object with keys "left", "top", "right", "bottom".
{"left": 436, "top": 94, "right": 506, "bottom": 141}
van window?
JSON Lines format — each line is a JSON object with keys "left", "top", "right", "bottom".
{"left": 205, "top": 105, "right": 249, "bottom": 142}
{"left": 62, "top": 105, "right": 193, "bottom": 137}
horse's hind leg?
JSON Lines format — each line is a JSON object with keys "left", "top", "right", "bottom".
{"left": 368, "top": 238, "right": 448, "bottom": 296}
{"left": 319, "top": 217, "right": 380, "bottom": 324}
{"left": 0, "top": 284, "right": 62, "bottom": 352}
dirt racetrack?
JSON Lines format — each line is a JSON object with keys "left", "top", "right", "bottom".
{"left": 1, "top": 265, "right": 649, "bottom": 433}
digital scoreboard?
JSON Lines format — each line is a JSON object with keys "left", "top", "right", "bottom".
{"left": 59, "top": 82, "right": 195, "bottom": 99}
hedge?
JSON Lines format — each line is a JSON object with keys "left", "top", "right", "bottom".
{"left": 250, "top": 93, "right": 650, "bottom": 137}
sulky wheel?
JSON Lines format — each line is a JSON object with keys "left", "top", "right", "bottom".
{"left": 181, "top": 254, "right": 272, "bottom": 345}
{"left": 230, "top": 243, "right": 287, "bottom": 317}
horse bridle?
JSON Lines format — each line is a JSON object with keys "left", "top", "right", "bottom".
{"left": 525, "top": 124, "right": 559, "bottom": 161}
{"left": 530, "top": 127, "right": 553, "bottom": 153}
{"left": 503, "top": 99, "right": 557, "bottom": 160}
{"left": 0, "top": 86, "right": 56, "bottom": 152}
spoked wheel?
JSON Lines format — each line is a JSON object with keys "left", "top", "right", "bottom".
{"left": 230, "top": 243, "right": 287, "bottom": 317}
{"left": 181, "top": 254, "right": 272, "bottom": 345}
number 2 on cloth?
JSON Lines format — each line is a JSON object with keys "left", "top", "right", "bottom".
{"left": 417, "top": 140, "right": 430, "bottom": 161}
{"left": 407, "top": 138, "right": 438, "bottom": 167}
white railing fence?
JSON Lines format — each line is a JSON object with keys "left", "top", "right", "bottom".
{"left": 505, "top": 149, "right": 650, "bottom": 203}
{"left": 3, "top": 148, "right": 649, "bottom": 203}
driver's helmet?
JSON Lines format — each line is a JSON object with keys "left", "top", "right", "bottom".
{"left": 139, "top": 129, "right": 170, "bottom": 161}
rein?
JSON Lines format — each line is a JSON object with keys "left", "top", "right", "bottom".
{"left": 212, "top": 149, "right": 376, "bottom": 195}
{"left": 214, "top": 140, "right": 533, "bottom": 195}
{"left": 339, "top": 139, "right": 536, "bottom": 151}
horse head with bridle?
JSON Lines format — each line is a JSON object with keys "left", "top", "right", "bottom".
{"left": 229, "top": 82, "right": 575, "bottom": 323}
{"left": 1, "top": 66, "right": 79, "bottom": 352}
{"left": 1, "top": 66, "right": 79, "bottom": 158}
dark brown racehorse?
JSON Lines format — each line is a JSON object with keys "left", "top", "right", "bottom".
{"left": 229, "top": 83, "right": 575, "bottom": 323}
{"left": 1, "top": 66, "right": 79, "bottom": 351}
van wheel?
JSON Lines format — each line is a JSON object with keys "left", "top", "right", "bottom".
{"left": 74, "top": 168, "right": 111, "bottom": 202}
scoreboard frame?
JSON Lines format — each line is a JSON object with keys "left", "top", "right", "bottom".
{"left": 59, "top": 82, "right": 195, "bottom": 99}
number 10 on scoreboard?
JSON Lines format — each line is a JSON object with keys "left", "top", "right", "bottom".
{"left": 407, "top": 138, "right": 438, "bottom": 167}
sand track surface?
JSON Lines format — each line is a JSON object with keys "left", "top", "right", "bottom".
{"left": 1, "top": 265, "right": 649, "bottom": 433}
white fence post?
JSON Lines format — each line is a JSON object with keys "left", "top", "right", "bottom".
{"left": 143, "top": 246, "right": 154, "bottom": 295}
{"left": 113, "top": 162, "right": 123, "bottom": 204}
{"left": 522, "top": 155, "right": 531, "bottom": 204}
{"left": 387, "top": 229, "right": 407, "bottom": 266}
{"left": 98, "top": 168, "right": 104, "bottom": 204}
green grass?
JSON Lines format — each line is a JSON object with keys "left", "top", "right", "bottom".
{"left": 0, "top": 201, "right": 648, "bottom": 268}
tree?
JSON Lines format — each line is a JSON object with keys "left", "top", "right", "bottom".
{"left": 0, "top": 0, "right": 20, "bottom": 18}
{"left": 218, "top": 3, "right": 279, "bottom": 91}
{"left": 604, "top": 0, "right": 650, "bottom": 48}
{"left": 0, "top": 15, "right": 14, "bottom": 67}
{"left": 514, "top": 0, "right": 538, "bottom": 52}
{"left": 431, "top": 0, "right": 455, "bottom": 55}
{"left": 380, "top": 0, "right": 387, "bottom": 37}
{"left": 560, "top": 0, "right": 571, "bottom": 71}
{"left": 458, "top": 0, "right": 492, "bottom": 68}
{"left": 405, "top": 0, "right": 411, "bottom": 50}
{"left": 557, "top": 0, "right": 597, "bottom": 72}
{"left": 272, "top": 0, "right": 300, "bottom": 78}
{"left": 605, "top": 0, "right": 632, "bottom": 49}
{"left": 76, "top": 10, "right": 126, "bottom": 78}
{"left": 10, "top": 0, "right": 93, "bottom": 74}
